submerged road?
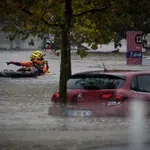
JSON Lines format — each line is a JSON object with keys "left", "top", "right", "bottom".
{"left": 0, "top": 50, "right": 150, "bottom": 150}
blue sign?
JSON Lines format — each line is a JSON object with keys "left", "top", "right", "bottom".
{"left": 126, "top": 52, "right": 143, "bottom": 58}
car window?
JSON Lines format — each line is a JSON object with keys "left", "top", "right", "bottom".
{"left": 137, "top": 75, "right": 150, "bottom": 93}
{"left": 67, "top": 74, "right": 125, "bottom": 90}
{"left": 131, "top": 76, "right": 138, "bottom": 91}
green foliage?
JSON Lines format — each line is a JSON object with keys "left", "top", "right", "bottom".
{"left": 91, "top": 43, "right": 98, "bottom": 50}
{"left": 1, "top": 0, "right": 149, "bottom": 50}
{"left": 111, "top": 0, "right": 150, "bottom": 38}
{"left": 77, "top": 48, "right": 88, "bottom": 59}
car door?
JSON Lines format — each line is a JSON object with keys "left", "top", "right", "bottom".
{"left": 131, "top": 74, "right": 150, "bottom": 114}
{"left": 137, "top": 74, "right": 150, "bottom": 100}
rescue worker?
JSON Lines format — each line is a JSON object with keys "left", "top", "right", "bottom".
{"left": 6, "top": 53, "right": 49, "bottom": 74}
{"left": 32, "top": 50, "right": 45, "bottom": 61}
{"left": 32, "top": 50, "right": 50, "bottom": 73}
{"left": 31, "top": 50, "right": 49, "bottom": 73}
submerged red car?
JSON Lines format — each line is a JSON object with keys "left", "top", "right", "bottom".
{"left": 49, "top": 70, "right": 150, "bottom": 117}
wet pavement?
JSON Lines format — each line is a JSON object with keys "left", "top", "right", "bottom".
{"left": 0, "top": 50, "right": 150, "bottom": 150}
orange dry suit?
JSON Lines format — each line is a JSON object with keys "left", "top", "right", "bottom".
{"left": 6, "top": 59, "right": 49, "bottom": 74}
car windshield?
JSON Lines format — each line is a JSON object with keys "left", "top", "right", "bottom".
{"left": 67, "top": 74, "right": 125, "bottom": 90}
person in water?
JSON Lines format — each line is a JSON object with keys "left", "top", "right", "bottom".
{"left": 32, "top": 50, "right": 45, "bottom": 61}
{"left": 31, "top": 50, "right": 49, "bottom": 73}
{"left": 32, "top": 50, "right": 50, "bottom": 73}
{"left": 6, "top": 52, "right": 49, "bottom": 74}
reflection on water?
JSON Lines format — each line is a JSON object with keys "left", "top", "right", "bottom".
{"left": 92, "top": 100, "right": 149, "bottom": 150}
{"left": 129, "top": 100, "right": 147, "bottom": 150}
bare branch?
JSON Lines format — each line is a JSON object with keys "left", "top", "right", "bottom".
{"left": 40, "top": 18, "right": 62, "bottom": 27}
{"left": 21, "top": 8, "right": 63, "bottom": 27}
{"left": 72, "top": 7, "right": 109, "bottom": 17}
{"left": 22, "top": 8, "right": 32, "bottom": 15}
{"left": 42, "top": 0, "right": 56, "bottom": 18}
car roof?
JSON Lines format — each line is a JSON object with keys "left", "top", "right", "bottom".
{"left": 72, "top": 70, "right": 150, "bottom": 77}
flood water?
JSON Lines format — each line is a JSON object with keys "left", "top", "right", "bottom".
{"left": 0, "top": 50, "right": 150, "bottom": 150}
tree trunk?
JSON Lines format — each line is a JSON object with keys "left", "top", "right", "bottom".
{"left": 59, "top": 0, "right": 72, "bottom": 104}
{"left": 67, "top": 42, "right": 72, "bottom": 79}
{"left": 59, "top": 26, "right": 68, "bottom": 104}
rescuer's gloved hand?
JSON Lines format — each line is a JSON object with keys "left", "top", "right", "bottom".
{"left": 6, "top": 62, "right": 12, "bottom": 65}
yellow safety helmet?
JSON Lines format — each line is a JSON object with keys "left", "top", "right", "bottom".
{"left": 33, "top": 50, "right": 42, "bottom": 57}
{"left": 30, "top": 53, "right": 39, "bottom": 61}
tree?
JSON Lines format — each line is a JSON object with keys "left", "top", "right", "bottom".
{"left": 0, "top": 0, "right": 115, "bottom": 105}
{"left": 1, "top": 0, "right": 149, "bottom": 106}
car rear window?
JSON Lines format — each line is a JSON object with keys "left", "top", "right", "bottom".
{"left": 67, "top": 74, "right": 126, "bottom": 90}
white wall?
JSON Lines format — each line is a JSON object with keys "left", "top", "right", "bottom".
{"left": 146, "top": 34, "right": 150, "bottom": 44}
{"left": 0, "top": 32, "right": 43, "bottom": 50}
{"left": 0, "top": 32, "right": 10, "bottom": 49}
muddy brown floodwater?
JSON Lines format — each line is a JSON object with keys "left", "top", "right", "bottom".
{"left": 0, "top": 51, "right": 150, "bottom": 150}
